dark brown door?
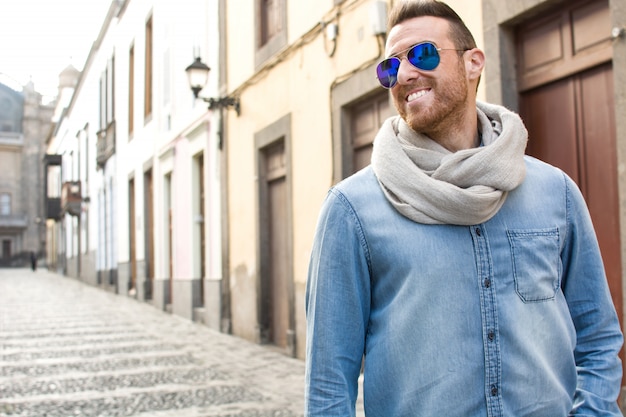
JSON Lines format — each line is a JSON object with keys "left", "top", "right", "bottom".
{"left": 196, "top": 153, "right": 205, "bottom": 305}
{"left": 129, "top": 178, "right": 137, "bottom": 292}
{"left": 168, "top": 207, "right": 173, "bottom": 305}
{"left": 517, "top": 0, "right": 622, "bottom": 377}
{"left": 2, "top": 240, "right": 10, "bottom": 260}
{"left": 262, "top": 142, "right": 289, "bottom": 348}
{"left": 520, "top": 64, "right": 621, "bottom": 316}
{"left": 144, "top": 169, "right": 154, "bottom": 300}
{"left": 350, "top": 92, "right": 394, "bottom": 174}
{"left": 165, "top": 173, "right": 173, "bottom": 304}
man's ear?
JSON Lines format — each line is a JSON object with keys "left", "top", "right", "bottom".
{"left": 465, "top": 48, "right": 485, "bottom": 82}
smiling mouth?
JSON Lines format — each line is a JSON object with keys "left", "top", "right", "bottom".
{"left": 407, "top": 89, "right": 430, "bottom": 102}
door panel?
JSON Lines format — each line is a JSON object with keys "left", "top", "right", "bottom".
{"left": 520, "top": 63, "right": 622, "bottom": 346}
{"left": 268, "top": 176, "right": 289, "bottom": 348}
{"left": 577, "top": 64, "right": 621, "bottom": 306}
{"left": 350, "top": 92, "right": 394, "bottom": 174}
{"left": 517, "top": 1, "right": 622, "bottom": 352}
{"left": 129, "top": 178, "right": 136, "bottom": 291}
{"left": 195, "top": 153, "right": 205, "bottom": 306}
{"left": 2, "top": 240, "right": 10, "bottom": 260}
{"left": 521, "top": 79, "right": 579, "bottom": 184}
{"left": 516, "top": 0, "right": 612, "bottom": 91}
{"left": 262, "top": 142, "right": 290, "bottom": 349}
{"left": 144, "top": 169, "right": 154, "bottom": 300}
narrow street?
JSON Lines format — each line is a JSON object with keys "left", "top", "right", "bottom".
{"left": 0, "top": 268, "right": 306, "bottom": 417}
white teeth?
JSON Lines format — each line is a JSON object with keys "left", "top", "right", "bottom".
{"left": 407, "top": 89, "right": 429, "bottom": 101}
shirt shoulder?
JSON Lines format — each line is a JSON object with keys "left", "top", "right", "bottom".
{"left": 331, "top": 166, "right": 386, "bottom": 205}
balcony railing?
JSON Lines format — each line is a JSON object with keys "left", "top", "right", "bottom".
{"left": 43, "top": 154, "right": 63, "bottom": 220}
{"left": 0, "top": 132, "right": 23, "bottom": 142}
{"left": 96, "top": 121, "right": 116, "bottom": 168}
{"left": 0, "top": 214, "right": 28, "bottom": 230}
{"left": 61, "top": 181, "right": 82, "bottom": 217}
{"left": 46, "top": 197, "right": 61, "bottom": 220}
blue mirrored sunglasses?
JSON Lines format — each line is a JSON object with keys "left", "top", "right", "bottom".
{"left": 376, "top": 42, "right": 466, "bottom": 88}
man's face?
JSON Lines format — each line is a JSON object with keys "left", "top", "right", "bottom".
{"left": 385, "top": 16, "right": 470, "bottom": 138}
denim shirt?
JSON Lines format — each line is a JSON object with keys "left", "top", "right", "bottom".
{"left": 305, "top": 157, "right": 623, "bottom": 417}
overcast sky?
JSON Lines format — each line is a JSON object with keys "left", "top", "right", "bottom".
{"left": 0, "top": 0, "right": 111, "bottom": 101}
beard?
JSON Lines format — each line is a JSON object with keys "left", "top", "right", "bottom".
{"left": 394, "top": 60, "right": 470, "bottom": 139}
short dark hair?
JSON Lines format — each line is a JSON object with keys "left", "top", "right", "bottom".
{"left": 387, "top": 0, "right": 477, "bottom": 51}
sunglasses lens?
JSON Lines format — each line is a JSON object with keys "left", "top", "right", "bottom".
{"left": 407, "top": 43, "right": 440, "bottom": 70}
{"left": 376, "top": 58, "right": 400, "bottom": 88}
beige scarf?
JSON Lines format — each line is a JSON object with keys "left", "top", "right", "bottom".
{"left": 371, "top": 101, "right": 528, "bottom": 225}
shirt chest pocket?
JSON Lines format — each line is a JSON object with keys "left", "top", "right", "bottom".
{"left": 507, "top": 228, "right": 561, "bottom": 303}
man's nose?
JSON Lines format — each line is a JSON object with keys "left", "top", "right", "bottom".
{"left": 395, "top": 57, "right": 421, "bottom": 86}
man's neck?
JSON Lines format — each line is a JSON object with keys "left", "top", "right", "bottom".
{"left": 425, "top": 107, "right": 479, "bottom": 152}
{"left": 428, "top": 126, "right": 480, "bottom": 152}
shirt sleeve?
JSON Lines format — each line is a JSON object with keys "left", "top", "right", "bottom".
{"left": 560, "top": 174, "right": 624, "bottom": 416}
{"left": 304, "top": 189, "right": 372, "bottom": 417}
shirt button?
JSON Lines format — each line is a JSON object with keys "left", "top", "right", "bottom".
{"left": 488, "top": 330, "right": 495, "bottom": 341}
{"left": 491, "top": 385, "right": 498, "bottom": 396}
{"left": 475, "top": 227, "right": 481, "bottom": 236}
{"left": 484, "top": 278, "right": 491, "bottom": 288}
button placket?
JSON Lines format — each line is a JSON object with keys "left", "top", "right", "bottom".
{"left": 472, "top": 225, "right": 503, "bottom": 416}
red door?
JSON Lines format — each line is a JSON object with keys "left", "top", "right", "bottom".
{"left": 516, "top": 0, "right": 623, "bottom": 384}
{"left": 520, "top": 63, "right": 622, "bottom": 320}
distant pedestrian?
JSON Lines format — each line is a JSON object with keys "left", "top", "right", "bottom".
{"left": 30, "top": 252, "right": 37, "bottom": 271}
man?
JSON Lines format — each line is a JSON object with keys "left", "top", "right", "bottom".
{"left": 304, "top": 1, "right": 624, "bottom": 416}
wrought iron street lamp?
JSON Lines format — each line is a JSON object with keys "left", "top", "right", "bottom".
{"left": 185, "top": 57, "right": 240, "bottom": 116}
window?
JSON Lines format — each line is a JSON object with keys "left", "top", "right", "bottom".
{"left": 0, "top": 193, "right": 10, "bottom": 215}
{"left": 144, "top": 15, "right": 153, "bottom": 119}
{"left": 255, "top": 0, "right": 287, "bottom": 67}
{"left": 99, "top": 56, "right": 115, "bottom": 132}
{"left": 129, "top": 44, "right": 135, "bottom": 135}
{"left": 100, "top": 72, "right": 106, "bottom": 131}
{"left": 0, "top": 92, "right": 23, "bottom": 134}
{"left": 163, "top": 45, "right": 170, "bottom": 106}
{"left": 260, "top": 0, "right": 281, "bottom": 46}
{"left": 108, "top": 56, "right": 115, "bottom": 126}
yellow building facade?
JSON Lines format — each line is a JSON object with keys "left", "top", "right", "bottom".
{"left": 221, "top": 0, "right": 485, "bottom": 359}
{"left": 221, "top": 1, "right": 626, "bottom": 388}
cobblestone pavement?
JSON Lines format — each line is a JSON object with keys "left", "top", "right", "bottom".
{"left": 0, "top": 268, "right": 364, "bottom": 417}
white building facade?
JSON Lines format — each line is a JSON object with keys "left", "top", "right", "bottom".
{"left": 45, "top": 0, "right": 225, "bottom": 329}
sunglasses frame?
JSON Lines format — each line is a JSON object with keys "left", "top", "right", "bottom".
{"left": 376, "top": 41, "right": 468, "bottom": 89}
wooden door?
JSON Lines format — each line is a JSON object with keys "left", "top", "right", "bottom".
{"left": 516, "top": 0, "right": 622, "bottom": 372}
{"left": 350, "top": 92, "right": 394, "bottom": 174}
{"left": 129, "top": 178, "right": 136, "bottom": 292}
{"left": 168, "top": 207, "right": 173, "bottom": 304}
{"left": 195, "top": 153, "right": 206, "bottom": 306}
{"left": 164, "top": 173, "right": 173, "bottom": 305}
{"left": 262, "top": 142, "right": 289, "bottom": 348}
{"left": 520, "top": 64, "right": 621, "bottom": 316}
{"left": 144, "top": 169, "right": 154, "bottom": 300}
{"left": 2, "top": 240, "right": 10, "bottom": 260}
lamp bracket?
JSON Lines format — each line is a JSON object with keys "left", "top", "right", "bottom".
{"left": 203, "top": 96, "right": 241, "bottom": 116}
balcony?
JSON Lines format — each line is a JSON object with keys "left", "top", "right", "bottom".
{"left": 0, "top": 132, "right": 23, "bottom": 147}
{"left": 61, "top": 181, "right": 82, "bottom": 217}
{"left": 46, "top": 197, "right": 61, "bottom": 220}
{"left": 43, "top": 153, "right": 63, "bottom": 220}
{"left": 0, "top": 214, "right": 28, "bottom": 230}
{"left": 96, "top": 121, "right": 115, "bottom": 168}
